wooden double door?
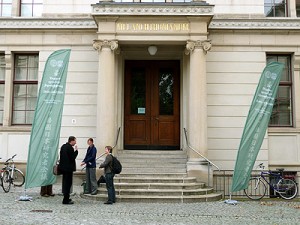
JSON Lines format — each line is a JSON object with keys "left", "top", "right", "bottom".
{"left": 124, "top": 60, "right": 180, "bottom": 150}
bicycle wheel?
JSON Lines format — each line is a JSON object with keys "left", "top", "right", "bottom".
{"left": 277, "top": 178, "right": 298, "bottom": 200}
{"left": 1, "top": 170, "right": 11, "bottom": 193}
{"left": 244, "top": 177, "right": 267, "bottom": 200}
{"left": 13, "top": 169, "right": 25, "bottom": 187}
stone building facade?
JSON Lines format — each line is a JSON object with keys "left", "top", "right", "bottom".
{"left": 0, "top": 1, "right": 300, "bottom": 180}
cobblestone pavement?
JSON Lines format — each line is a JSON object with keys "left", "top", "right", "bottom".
{"left": 0, "top": 184, "right": 300, "bottom": 225}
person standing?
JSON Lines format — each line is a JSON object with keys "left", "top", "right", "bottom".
{"left": 59, "top": 136, "right": 78, "bottom": 205}
{"left": 40, "top": 185, "right": 55, "bottom": 197}
{"left": 99, "top": 146, "right": 115, "bottom": 204}
{"left": 80, "top": 138, "right": 97, "bottom": 195}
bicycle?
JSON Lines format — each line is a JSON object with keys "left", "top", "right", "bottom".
{"left": 1, "top": 154, "right": 25, "bottom": 193}
{"left": 244, "top": 163, "right": 298, "bottom": 200}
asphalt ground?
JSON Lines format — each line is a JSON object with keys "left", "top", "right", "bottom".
{"left": 0, "top": 184, "right": 300, "bottom": 225}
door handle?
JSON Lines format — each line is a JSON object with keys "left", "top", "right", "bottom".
{"left": 155, "top": 117, "right": 159, "bottom": 120}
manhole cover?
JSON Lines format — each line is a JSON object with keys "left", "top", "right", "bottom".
{"left": 30, "top": 210, "right": 53, "bottom": 213}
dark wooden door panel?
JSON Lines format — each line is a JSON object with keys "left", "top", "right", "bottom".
{"left": 124, "top": 60, "right": 180, "bottom": 150}
{"left": 125, "top": 117, "right": 150, "bottom": 145}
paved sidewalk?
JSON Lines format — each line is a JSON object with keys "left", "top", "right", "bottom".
{"left": 0, "top": 184, "right": 300, "bottom": 225}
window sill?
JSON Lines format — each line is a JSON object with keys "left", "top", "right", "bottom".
{"left": 0, "top": 126, "right": 32, "bottom": 132}
{"left": 268, "top": 127, "right": 300, "bottom": 133}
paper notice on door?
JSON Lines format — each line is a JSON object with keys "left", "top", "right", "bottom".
{"left": 138, "top": 108, "right": 145, "bottom": 114}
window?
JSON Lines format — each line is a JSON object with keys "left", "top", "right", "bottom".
{"left": 267, "top": 55, "right": 293, "bottom": 127}
{"left": 0, "top": 54, "right": 5, "bottom": 124}
{"left": 20, "top": 0, "right": 43, "bottom": 17}
{"left": 297, "top": 0, "right": 300, "bottom": 17}
{"left": 264, "top": 0, "right": 288, "bottom": 17}
{"left": 0, "top": 0, "right": 12, "bottom": 17}
{"left": 13, "top": 54, "right": 38, "bottom": 125}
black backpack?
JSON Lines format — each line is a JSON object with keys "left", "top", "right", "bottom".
{"left": 111, "top": 155, "right": 122, "bottom": 174}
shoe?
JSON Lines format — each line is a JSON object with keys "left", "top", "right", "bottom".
{"left": 49, "top": 194, "right": 55, "bottom": 197}
{"left": 41, "top": 194, "right": 49, "bottom": 197}
{"left": 91, "top": 190, "right": 97, "bottom": 195}
{"left": 104, "top": 201, "right": 113, "bottom": 205}
{"left": 63, "top": 200, "right": 74, "bottom": 205}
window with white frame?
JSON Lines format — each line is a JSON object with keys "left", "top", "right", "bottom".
{"left": 0, "top": 54, "right": 5, "bottom": 124}
{"left": 12, "top": 54, "right": 38, "bottom": 125}
{"left": 0, "top": 0, "right": 12, "bottom": 17}
{"left": 267, "top": 54, "right": 293, "bottom": 127}
{"left": 20, "top": 0, "right": 43, "bottom": 17}
{"left": 264, "top": 0, "right": 288, "bottom": 17}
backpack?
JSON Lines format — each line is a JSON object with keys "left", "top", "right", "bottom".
{"left": 111, "top": 155, "right": 122, "bottom": 174}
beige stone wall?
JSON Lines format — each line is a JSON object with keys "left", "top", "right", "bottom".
{"left": 43, "top": 0, "right": 96, "bottom": 16}
{"left": 0, "top": 30, "right": 99, "bottom": 163}
{"left": 207, "top": 30, "right": 300, "bottom": 170}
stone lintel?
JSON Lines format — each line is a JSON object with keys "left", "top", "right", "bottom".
{"left": 210, "top": 18, "right": 300, "bottom": 30}
{"left": 0, "top": 18, "right": 96, "bottom": 30}
{"left": 92, "top": 3, "right": 214, "bottom": 17}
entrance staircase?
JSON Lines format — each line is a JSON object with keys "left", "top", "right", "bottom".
{"left": 81, "top": 150, "right": 222, "bottom": 203}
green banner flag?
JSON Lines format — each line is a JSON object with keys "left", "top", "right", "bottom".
{"left": 231, "top": 62, "right": 284, "bottom": 193}
{"left": 25, "top": 49, "right": 71, "bottom": 189}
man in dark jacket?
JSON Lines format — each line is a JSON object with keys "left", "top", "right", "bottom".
{"left": 80, "top": 138, "right": 97, "bottom": 195}
{"left": 59, "top": 136, "right": 78, "bottom": 204}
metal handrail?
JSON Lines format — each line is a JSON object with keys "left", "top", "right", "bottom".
{"left": 112, "top": 127, "right": 121, "bottom": 149}
{"left": 183, "top": 128, "right": 220, "bottom": 171}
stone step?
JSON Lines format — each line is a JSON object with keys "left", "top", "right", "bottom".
{"left": 97, "top": 187, "right": 214, "bottom": 196}
{"left": 119, "top": 158, "right": 188, "bottom": 163}
{"left": 79, "top": 150, "right": 222, "bottom": 202}
{"left": 120, "top": 161, "right": 186, "bottom": 168}
{"left": 81, "top": 193, "right": 223, "bottom": 203}
{"left": 99, "top": 182, "right": 205, "bottom": 190}
{"left": 117, "top": 150, "right": 186, "bottom": 155}
{"left": 121, "top": 168, "right": 187, "bottom": 173}
{"left": 117, "top": 173, "right": 188, "bottom": 178}
{"left": 114, "top": 176, "right": 197, "bottom": 183}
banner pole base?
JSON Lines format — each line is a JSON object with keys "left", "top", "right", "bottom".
{"left": 18, "top": 189, "right": 33, "bottom": 201}
{"left": 224, "top": 192, "right": 238, "bottom": 205}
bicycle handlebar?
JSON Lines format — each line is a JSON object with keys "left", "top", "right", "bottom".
{"left": 5, "top": 154, "right": 17, "bottom": 163}
{"left": 257, "top": 163, "right": 265, "bottom": 169}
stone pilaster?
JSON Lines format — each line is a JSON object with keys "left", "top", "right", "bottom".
{"left": 3, "top": 51, "right": 12, "bottom": 126}
{"left": 294, "top": 53, "right": 300, "bottom": 128}
{"left": 185, "top": 40, "right": 212, "bottom": 184}
{"left": 93, "top": 39, "right": 119, "bottom": 151}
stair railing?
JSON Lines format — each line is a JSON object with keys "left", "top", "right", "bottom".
{"left": 183, "top": 128, "right": 220, "bottom": 187}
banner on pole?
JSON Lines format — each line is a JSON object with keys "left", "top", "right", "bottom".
{"left": 25, "top": 49, "right": 71, "bottom": 189}
{"left": 231, "top": 62, "right": 284, "bottom": 193}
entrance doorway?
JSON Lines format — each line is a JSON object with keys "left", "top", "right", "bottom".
{"left": 124, "top": 60, "right": 180, "bottom": 150}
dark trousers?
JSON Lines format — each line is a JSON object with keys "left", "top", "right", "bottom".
{"left": 62, "top": 171, "right": 73, "bottom": 203}
{"left": 105, "top": 173, "right": 115, "bottom": 202}
{"left": 40, "top": 185, "right": 53, "bottom": 196}
{"left": 85, "top": 167, "right": 97, "bottom": 193}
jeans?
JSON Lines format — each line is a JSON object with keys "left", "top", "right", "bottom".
{"left": 105, "top": 172, "right": 115, "bottom": 202}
